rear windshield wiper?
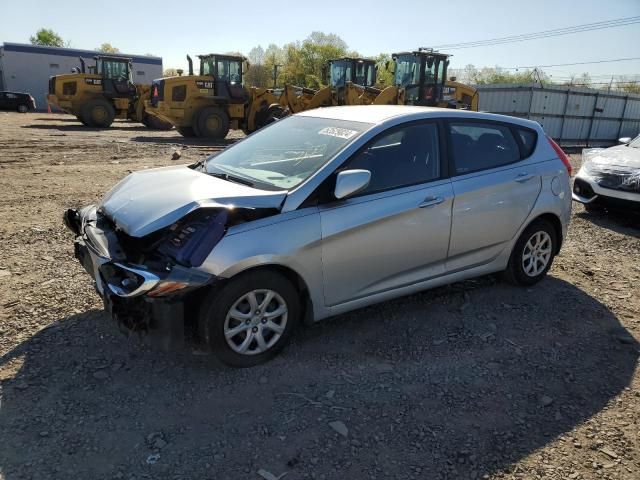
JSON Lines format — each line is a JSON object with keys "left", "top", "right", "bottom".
{"left": 209, "top": 172, "right": 255, "bottom": 187}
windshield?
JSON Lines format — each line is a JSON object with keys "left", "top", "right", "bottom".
{"left": 330, "top": 61, "right": 351, "bottom": 87}
{"left": 205, "top": 116, "right": 371, "bottom": 190}
{"left": 629, "top": 134, "right": 640, "bottom": 148}
{"left": 355, "top": 62, "right": 375, "bottom": 87}
{"left": 394, "top": 55, "right": 421, "bottom": 87}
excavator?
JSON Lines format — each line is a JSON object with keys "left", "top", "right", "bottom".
{"left": 46, "top": 55, "right": 171, "bottom": 129}
{"left": 146, "top": 53, "right": 286, "bottom": 138}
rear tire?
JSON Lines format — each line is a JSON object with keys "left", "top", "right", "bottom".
{"left": 81, "top": 99, "right": 115, "bottom": 128}
{"left": 198, "top": 270, "right": 300, "bottom": 367}
{"left": 177, "top": 127, "right": 197, "bottom": 137}
{"left": 17, "top": 104, "right": 28, "bottom": 113}
{"left": 503, "top": 219, "right": 557, "bottom": 286}
{"left": 141, "top": 113, "right": 173, "bottom": 130}
{"left": 195, "top": 106, "right": 230, "bottom": 139}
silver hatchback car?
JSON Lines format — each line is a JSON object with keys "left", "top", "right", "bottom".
{"left": 64, "top": 106, "right": 572, "bottom": 366}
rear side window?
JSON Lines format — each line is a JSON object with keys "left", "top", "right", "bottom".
{"left": 449, "top": 122, "right": 520, "bottom": 175}
{"left": 517, "top": 127, "right": 537, "bottom": 158}
{"left": 343, "top": 122, "right": 441, "bottom": 195}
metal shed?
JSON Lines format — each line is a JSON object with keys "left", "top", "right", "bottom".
{"left": 476, "top": 83, "right": 640, "bottom": 147}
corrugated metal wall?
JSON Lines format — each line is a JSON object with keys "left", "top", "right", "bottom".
{"left": 476, "top": 83, "right": 640, "bottom": 147}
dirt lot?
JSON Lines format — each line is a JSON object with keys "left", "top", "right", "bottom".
{"left": 0, "top": 112, "right": 638, "bottom": 480}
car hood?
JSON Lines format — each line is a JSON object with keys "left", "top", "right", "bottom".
{"left": 585, "top": 145, "right": 640, "bottom": 171}
{"left": 100, "top": 165, "right": 287, "bottom": 237}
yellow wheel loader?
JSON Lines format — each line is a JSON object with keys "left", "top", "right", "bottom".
{"left": 146, "top": 54, "right": 286, "bottom": 139}
{"left": 46, "top": 56, "right": 172, "bottom": 129}
{"left": 390, "top": 48, "right": 479, "bottom": 110}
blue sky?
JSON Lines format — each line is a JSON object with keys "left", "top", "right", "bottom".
{"left": 2, "top": 0, "right": 639, "bottom": 82}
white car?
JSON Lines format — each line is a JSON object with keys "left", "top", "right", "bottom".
{"left": 573, "top": 135, "right": 640, "bottom": 211}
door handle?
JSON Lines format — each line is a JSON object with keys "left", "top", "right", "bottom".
{"left": 515, "top": 172, "right": 535, "bottom": 183}
{"left": 418, "top": 196, "right": 444, "bottom": 208}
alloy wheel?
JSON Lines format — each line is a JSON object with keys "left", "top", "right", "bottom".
{"left": 522, "top": 231, "right": 553, "bottom": 277}
{"left": 223, "top": 289, "right": 288, "bottom": 355}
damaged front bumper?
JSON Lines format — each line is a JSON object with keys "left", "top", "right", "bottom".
{"left": 65, "top": 205, "right": 215, "bottom": 349}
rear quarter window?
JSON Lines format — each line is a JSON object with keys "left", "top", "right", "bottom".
{"left": 517, "top": 127, "right": 538, "bottom": 158}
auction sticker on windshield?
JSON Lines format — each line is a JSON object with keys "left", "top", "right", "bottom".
{"left": 318, "top": 127, "right": 359, "bottom": 139}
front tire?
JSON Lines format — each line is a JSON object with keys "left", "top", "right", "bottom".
{"left": 17, "top": 104, "right": 28, "bottom": 113}
{"left": 199, "top": 271, "right": 300, "bottom": 367}
{"left": 177, "top": 126, "right": 197, "bottom": 137}
{"left": 504, "top": 219, "right": 557, "bottom": 286}
{"left": 195, "top": 106, "right": 230, "bottom": 139}
{"left": 81, "top": 99, "right": 115, "bottom": 128}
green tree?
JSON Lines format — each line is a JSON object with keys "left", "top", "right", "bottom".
{"left": 298, "top": 32, "right": 348, "bottom": 86}
{"left": 374, "top": 53, "right": 394, "bottom": 87}
{"left": 97, "top": 43, "right": 120, "bottom": 54}
{"left": 29, "top": 28, "right": 65, "bottom": 47}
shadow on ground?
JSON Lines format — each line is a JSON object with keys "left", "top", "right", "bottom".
{"left": 22, "top": 123, "right": 152, "bottom": 133}
{"left": 130, "top": 135, "right": 239, "bottom": 148}
{"left": 576, "top": 207, "right": 640, "bottom": 236}
{"left": 0, "top": 276, "right": 637, "bottom": 479}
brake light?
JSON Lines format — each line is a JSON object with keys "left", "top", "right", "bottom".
{"left": 547, "top": 135, "right": 572, "bottom": 175}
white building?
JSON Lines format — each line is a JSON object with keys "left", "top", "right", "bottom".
{"left": 0, "top": 42, "right": 163, "bottom": 110}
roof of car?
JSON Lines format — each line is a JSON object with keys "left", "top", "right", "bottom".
{"left": 297, "top": 105, "right": 541, "bottom": 129}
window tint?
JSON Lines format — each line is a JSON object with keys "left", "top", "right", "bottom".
{"left": 517, "top": 128, "right": 537, "bottom": 157}
{"left": 449, "top": 122, "right": 520, "bottom": 174}
{"left": 344, "top": 123, "right": 440, "bottom": 195}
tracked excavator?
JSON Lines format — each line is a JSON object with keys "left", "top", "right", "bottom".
{"left": 46, "top": 55, "right": 172, "bottom": 129}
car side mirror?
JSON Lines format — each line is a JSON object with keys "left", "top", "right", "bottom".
{"left": 334, "top": 169, "right": 371, "bottom": 200}
{"left": 618, "top": 137, "right": 632, "bottom": 145}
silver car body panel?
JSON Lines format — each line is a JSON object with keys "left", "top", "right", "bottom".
{"left": 94, "top": 105, "right": 571, "bottom": 323}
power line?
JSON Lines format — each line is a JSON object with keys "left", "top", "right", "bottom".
{"left": 433, "top": 16, "right": 640, "bottom": 49}
{"left": 502, "top": 57, "right": 640, "bottom": 70}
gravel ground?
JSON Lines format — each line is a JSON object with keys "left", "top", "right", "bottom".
{"left": 0, "top": 112, "right": 639, "bottom": 480}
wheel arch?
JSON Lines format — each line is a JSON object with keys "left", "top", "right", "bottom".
{"left": 524, "top": 212, "right": 564, "bottom": 254}
{"left": 223, "top": 263, "right": 315, "bottom": 325}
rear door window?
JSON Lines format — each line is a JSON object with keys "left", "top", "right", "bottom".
{"left": 449, "top": 122, "right": 520, "bottom": 175}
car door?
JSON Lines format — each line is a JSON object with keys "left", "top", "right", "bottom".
{"left": 319, "top": 121, "right": 454, "bottom": 307}
{"left": 5, "top": 93, "right": 18, "bottom": 110}
{"left": 446, "top": 120, "right": 542, "bottom": 271}
{"left": 0, "top": 93, "right": 6, "bottom": 110}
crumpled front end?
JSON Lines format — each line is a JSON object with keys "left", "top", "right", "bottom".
{"left": 64, "top": 205, "right": 216, "bottom": 349}
{"left": 573, "top": 147, "right": 640, "bottom": 208}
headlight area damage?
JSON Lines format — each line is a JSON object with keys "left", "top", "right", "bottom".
{"left": 63, "top": 202, "right": 278, "bottom": 349}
